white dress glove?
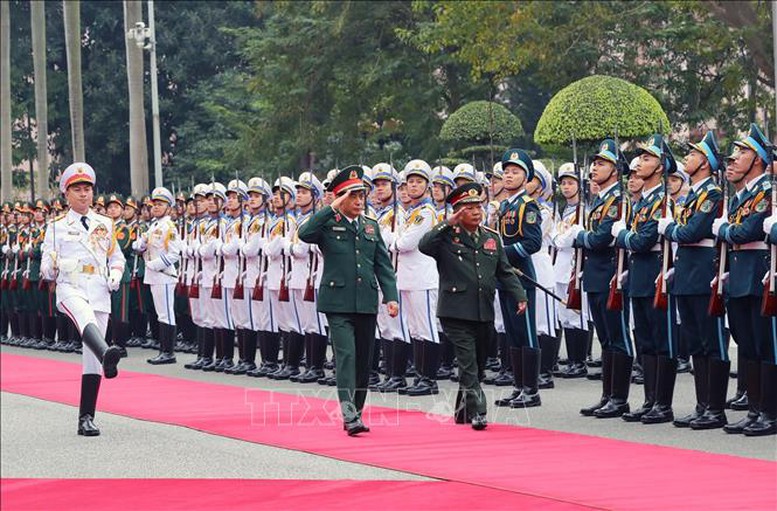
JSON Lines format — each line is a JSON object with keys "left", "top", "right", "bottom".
{"left": 107, "top": 269, "right": 122, "bottom": 291}
{"left": 711, "top": 217, "right": 727, "bottom": 237}
{"left": 610, "top": 220, "right": 627, "bottom": 238}
{"left": 657, "top": 217, "right": 673, "bottom": 236}
{"left": 763, "top": 214, "right": 777, "bottom": 235}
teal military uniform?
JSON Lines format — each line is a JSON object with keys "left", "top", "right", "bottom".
{"left": 420, "top": 182, "right": 526, "bottom": 426}
{"left": 298, "top": 166, "right": 398, "bottom": 431}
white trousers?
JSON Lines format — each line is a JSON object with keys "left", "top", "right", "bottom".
{"left": 189, "top": 295, "right": 204, "bottom": 327}
{"left": 58, "top": 296, "right": 109, "bottom": 376}
{"left": 150, "top": 283, "right": 176, "bottom": 326}
{"left": 494, "top": 295, "right": 505, "bottom": 334}
{"left": 377, "top": 291, "right": 406, "bottom": 342}
{"left": 400, "top": 289, "right": 439, "bottom": 343}
{"left": 232, "top": 291, "right": 256, "bottom": 330}
{"left": 293, "top": 289, "right": 327, "bottom": 335}
{"left": 269, "top": 289, "right": 302, "bottom": 334}
{"left": 555, "top": 282, "right": 590, "bottom": 331}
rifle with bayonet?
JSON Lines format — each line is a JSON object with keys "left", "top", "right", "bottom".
{"left": 566, "top": 135, "right": 583, "bottom": 311}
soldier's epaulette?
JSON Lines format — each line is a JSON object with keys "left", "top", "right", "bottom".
{"left": 53, "top": 213, "right": 67, "bottom": 222}
{"left": 364, "top": 213, "right": 377, "bottom": 222}
{"left": 613, "top": 189, "right": 621, "bottom": 198}
{"left": 762, "top": 180, "right": 772, "bottom": 191}
{"left": 482, "top": 225, "right": 499, "bottom": 236}
{"left": 706, "top": 183, "right": 720, "bottom": 192}
{"left": 520, "top": 195, "right": 534, "bottom": 203}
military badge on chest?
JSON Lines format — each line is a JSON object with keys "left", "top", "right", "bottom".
{"left": 484, "top": 238, "right": 497, "bottom": 251}
{"left": 89, "top": 224, "right": 111, "bottom": 253}
{"left": 364, "top": 224, "right": 375, "bottom": 236}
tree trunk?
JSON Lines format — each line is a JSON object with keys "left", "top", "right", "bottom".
{"left": 0, "top": 1, "right": 11, "bottom": 202}
{"left": 124, "top": 0, "right": 149, "bottom": 197}
{"left": 63, "top": 0, "right": 84, "bottom": 162}
{"left": 32, "top": 0, "right": 49, "bottom": 199}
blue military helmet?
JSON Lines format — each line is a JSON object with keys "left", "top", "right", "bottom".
{"left": 730, "top": 123, "right": 773, "bottom": 166}
{"left": 501, "top": 148, "right": 534, "bottom": 182}
{"left": 593, "top": 138, "right": 630, "bottom": 174}
{"left": 688, "top": 130, "right": 721, "bottom": 172}
{"left": 636, "top": 134, "right": 676, "bottom": 174}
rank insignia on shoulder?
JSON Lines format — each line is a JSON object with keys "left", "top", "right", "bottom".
{"left": 613, "top": 190, "right": 621, "bottom": 197}
{"left": 699, "top": 200, "right": 713, "bottom": 213}
{"left": 526, "top": 211, "right": 537, "bottom": 224}
{"left": 755, "top": 200, "right": 768, "bottom": 213}
{"left": 607, "top": 205, "right": 618, "bottom": 218}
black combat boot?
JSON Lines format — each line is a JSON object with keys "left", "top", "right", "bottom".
{"left": 622, "top": 354, "right": 656, "bottom": 422}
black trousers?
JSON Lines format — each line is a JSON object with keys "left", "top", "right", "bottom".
{"left": 499, "top": 288, "right": 536, "bottom": 349}
{"left": 676, "top": 294, "right": 728, "bottom": 360}
{"left": 587, "top": 292, "right": 632, "bottom": 356}
{"left": 440, "top": 318, "right": 490, "bottom": 417}
{"left": 631, "top": 296, "right": 676, "bottom": 358}
{"left": 728, "top": 295, "right": 774, "bottom": 363}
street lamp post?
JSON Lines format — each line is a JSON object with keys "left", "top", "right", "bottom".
{"left": 126, "top": 1, "right": 163, "bottom": 189}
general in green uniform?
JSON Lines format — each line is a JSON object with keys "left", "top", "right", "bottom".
{"left": 298, "top": 165, "right": 399, "bottom": 436}
{"left": 419, "top": 183, "right": 527, "bottom": 430}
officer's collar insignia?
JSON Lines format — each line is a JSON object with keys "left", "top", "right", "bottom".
{"left": 334, "top": 213, "right": 342, "bottom": 222}
{"left": 510, "top": 152, "right": 519, "bottom": 160}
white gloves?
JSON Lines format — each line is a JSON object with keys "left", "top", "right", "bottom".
{"left": 710, "top": 272, "right": 729, "bottom": 288}
{"left": 568, "top": 224, "right": 584, "bottom": 239}
{"left": 711, "top": 217, "right": 727, "bottom": 237}
{"left": 763, "top": 214, "right": 777, "bottom": 235}
{"left": 107, "top": 269, "right": 122, "bottom": 291}
{"left": 146, "top": 258, "right": 166, "bottom": 272}
{"left": 1, "top": 245, "right": 9, "bottom": 255}
{"left": 132, "top": 237, "right": 147, "bottom": 253}
{"left": 657, "top": 217, "right": 673, "bottom": 236}
{"left": 610, "top": 220, "right": 627, "bottom": 238}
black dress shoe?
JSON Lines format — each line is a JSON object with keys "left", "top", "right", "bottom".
{"left": 345, "top": 419, "right": 370, "bottom": 436}
{"left": 509, "top": 390, "right": 541, "bottom": 408}
{"left": 689, "top": 410, "right": 727, "bottom": 430}
{"left": 562, "top": 362, "right": 588, "bottom": 378}
{"left": 586, "top": 370, "right": 602, "bottom": 381}
{"left": 147, "top": 352, "right": 176, "bottom": 365}
{"left": 621, "top": 402, "right": 653, "bottom": 422}
{"left": 495, "top": 389, "right": 521, "bottom": 407}
{"left": 743, "top": 414, "right": 777, "bottom": 436}
{"left": 586, "top": 356, "right": 602, "bottom": 368}
{"left": 184, "top": 357, "right": 207, "bottom": 370}
{"left": 676, "top": 358, "right": 691, "bottom": 374}
{"left": 723, "top": 413, "right": 759, "bottom": 434}
{"left": 436, "top": 366, "right": 454, "bottom": 380}
{"left": 594, "top": 399, "right": 629, "bottom": 418}
{"left": 404, "top": 378, "right": 439, "bottom": 397}
{"left": 727, "top": 392, "right": 749, "bottom": 411}
{"left": 78, "top": 414, "right": 100, "bottom": 436}
{"left": 673, "top": 406, "right": 706, "bottom": 428}
{"left": 640, "top": 404, "right": 674, "bottom": 424}
{"left": 493, "top": 372, "right": 514, "bottom": 387}
{"left": 201, "top": 358, "right": 222, "bottom": 372}
{"left": 580, "top": 396, "right": 608, "bottom": 416}
{"left": 379, "top": 377, "right": 407, "bottom": 393}
{"left": 537, "top": 373, "right": 554, "bottom": 389}
{"left": 471, "top": 414, "right": 488, "bottom": 431}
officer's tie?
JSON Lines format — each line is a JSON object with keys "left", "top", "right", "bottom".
{"left": 81, "top": 215, "right": 89, "bottom": 231}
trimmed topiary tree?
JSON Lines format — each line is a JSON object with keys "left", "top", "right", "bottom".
{"left": 440, "top": 101, "right": 523, "bottom": 167}
{"left": 534, "top": 75, "right": 670, "bottom": 146}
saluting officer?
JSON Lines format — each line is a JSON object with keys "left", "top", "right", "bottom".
{"left": 658, "top": 131, "right": 729, "bottom": 430}
{"left": 571, "top": 139, "right": 633, "bottom": 418}
{"left": 298, "top": 165, "right": 399, "bottom": 436}
{"left": 713, "top": 124, "right": 775, "bottom": 436}
{"left": 41, "top": 162, "right": 126, "bottom": 436}
{"left": 494, "top": 149, "right": 543, "bottom": 409}
{"left": 420, "top": 182, "right": 527, "bottom": 430}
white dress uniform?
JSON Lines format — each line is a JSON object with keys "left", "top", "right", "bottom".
{"left": 532, "top": 200, "right": 558, "bottom": 338}
{"left": 136, "top": 215, "right": 182, "bottom": 326}
{"left": 197, "top": 213, "right": 223, "bottom": 329}
{"left": 264, "top": 209, "right": 299, "bottom": 334}
{"left": 42, "top": 207, "right": 125, "bottom": 375}
{"left": 241, "top": 209, "right": 269, "bottom": 332}
{"left": 187, "top": 215, "right": 206, "bottom": 328}
{"left": 552, "top": 203, "right": 591, "bottom": 330}
{"left": 392, "top": 197, "right": 439, "bottom": 343}
{"left": 290, "top": 209, "right": 327, "bottom": 335}
{"left": 375, "top": 202, "right": 406, "bottom": 342}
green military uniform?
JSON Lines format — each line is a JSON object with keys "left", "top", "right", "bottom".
{"left": 107, "top": 194, "right": 133, "bottom": 349}
{"left": 419, "top": 183, "right": 527, "bottom": 428}
{"left": 0, "top": 202, "right": 13, "bottom": 342}
{"left": 298, "top": 166, "right": 398, "bottom": 433}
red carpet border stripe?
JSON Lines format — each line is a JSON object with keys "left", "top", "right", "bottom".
{"left": 2, "top": 353, "right": 775, "bottom": 511}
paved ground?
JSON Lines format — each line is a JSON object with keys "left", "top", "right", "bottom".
{"left": 1, "top": 343, "right": 775, "bottom": 482}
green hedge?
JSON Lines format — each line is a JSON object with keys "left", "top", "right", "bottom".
{"left": 440, "top": 101, "right": 523, "bottom": 146}
{"left": 534, "top": 75, "right": 670, "bottom": 145}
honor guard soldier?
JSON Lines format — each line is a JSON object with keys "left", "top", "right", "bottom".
{"left": 24, "top": 200, "right": 50, "bottom": 348}
{"left": 551, "top": 163, "right": 590, "bottom": 378}
{"left": 613, "top": 135, "right": 678, "bottom": 424}
{"left": 713, "top": 124, "right": 775, "bottom": 436}
{"left": 393, "top": 159, "right": 441, "bottom": 397}
{"left": 242, "top": 178, "right": 276, "bottom": 377}
{"left": 658, "top": 131, "right": 729, "bottom": 429}
{"left": 41, "top": 162, "right": 126, "bottom": 436}
{"left": 104, "top": 194, "right": 132, "bottom": 356}
{"left": 494, "top": 149, "right": 543, "bottom": 409}
{"left": 1, "top": 202, "right": 12, "bottom": 342}
{"left": 420, "top": 183, "right": 527, "bottom": 430}
{"left": 184, "top": 184, "right": 214, "bottom": 370}
{"left": 289, "top": 172, "right": 329, "bottom": 383}
{"left": 570, "top": 140, "right": 633, "bottom": 418}
{"left": 298, "top": 165, "right": 399, "bottom": 436}
{"left": 370, "top": 163, "right": 409, "bottom": 392}
{"left": 453, "top": 163, "right": 477, "bottom": 187}
{"left": 133, "top": 187, "right": 182, "bottom": 365}
{"left": 220, "top": 179, "right": 249, "bottom": 374}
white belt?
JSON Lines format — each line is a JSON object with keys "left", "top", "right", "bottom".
{"left": 733, "top": 241, "right": 768, "bottom": 251}
{"left": 649, "top": 243, "right": 662, "bottom": 253}
{"left": 679, "top": 239, "right": 715, "bottom": 248}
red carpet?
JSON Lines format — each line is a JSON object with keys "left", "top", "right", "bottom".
{"left": 2, "top": 353, "right": 776, "bottom": 510}
{"left": 0, "top": 479, "right": 582, "bottom": 510}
